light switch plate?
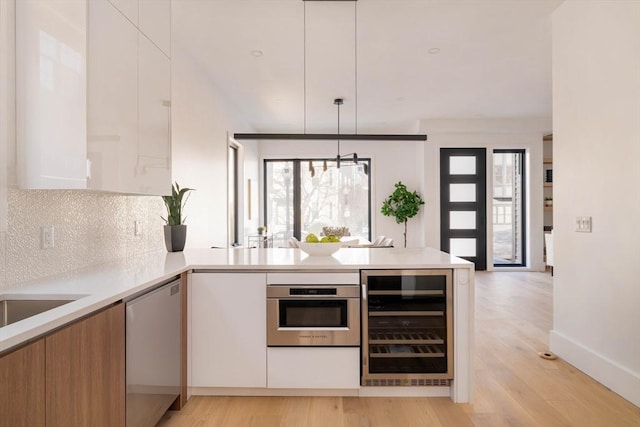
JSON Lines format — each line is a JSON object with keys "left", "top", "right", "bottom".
{"left": 134, "top": 220, "right": 142, "bottom": 236}
{"left": 575, "top": 216, "right": 592, "bottom": 233}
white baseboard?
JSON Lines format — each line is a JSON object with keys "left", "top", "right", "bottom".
{"left": 550, "top": 330, "right": 640, "bottom": 407}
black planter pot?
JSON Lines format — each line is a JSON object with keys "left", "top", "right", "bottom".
{"left": 164, "top": 224, "right": 187, "bottom": 252}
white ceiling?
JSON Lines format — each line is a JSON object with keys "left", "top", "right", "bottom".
{"left": 172, "top": 0, "right": 563, "bottom": 134}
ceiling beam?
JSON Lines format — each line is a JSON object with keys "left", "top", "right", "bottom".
{"left": 233, "top": 133, "right": 427, "bottom": 141}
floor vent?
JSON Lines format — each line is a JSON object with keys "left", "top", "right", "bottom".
{"left": 363, "top": 378, "right": 451, "bottom": 387}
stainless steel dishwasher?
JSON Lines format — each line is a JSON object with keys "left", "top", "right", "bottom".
{"left": 125, "top": 278, "right": 181, "bottom": 427}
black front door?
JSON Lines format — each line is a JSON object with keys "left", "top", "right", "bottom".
{"left": 440, "top": 148, "right": 487, "bottom": 270}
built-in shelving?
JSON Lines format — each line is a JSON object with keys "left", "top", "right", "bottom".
{"left": 543, "top": 135, "right": 553, "bottom": 266}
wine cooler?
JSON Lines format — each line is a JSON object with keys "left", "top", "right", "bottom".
{"left": 361, "top": 269, "right": 453, "bottom": 386}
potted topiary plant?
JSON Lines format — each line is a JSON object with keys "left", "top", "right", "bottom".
{"left": 162, "top": 182, "right": 194, "bottom": 252}
{"left": 381, "top": 181, "right": 425, "bottom": 248}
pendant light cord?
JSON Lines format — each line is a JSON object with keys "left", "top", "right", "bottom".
{"left": 303, "top": 2, "right": 307, "bottom": 134}
{"left": 354, "top": 1, "right": 358, "bottom": 134}
{"left": 337, "top": 100, "right": 341, "bottom": 156}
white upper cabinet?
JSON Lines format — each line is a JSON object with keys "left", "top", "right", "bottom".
{"left": 107, "top": 0, "right": 138, "bottom": 25}
{"left": 16, "top": 0, "right": 88, "bottom": 189}
{"left": 88, "top": 0, "right": 138, "bottom": 193}
{"left": 110, "top": 0, "right": 171, "bottom": 57}
{"left": 139, "top": 0, "right": 171, "bottom": 57}
{"left": 16, "top": 0, "right": 171, "bottom": 195}
{"left": 137, "top": 35, "right": 171, "bottom": 195}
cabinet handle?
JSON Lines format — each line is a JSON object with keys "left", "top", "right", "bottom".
{"left": 362, "top": 284, "right": 367, "bottom": 301}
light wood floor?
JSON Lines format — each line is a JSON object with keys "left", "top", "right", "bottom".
{"left": 159, "top": 272, "right": 640, "bottom": 427}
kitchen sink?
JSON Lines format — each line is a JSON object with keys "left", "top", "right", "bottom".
{"left": 0, "top": 297, "right": 78, "bottom": 327}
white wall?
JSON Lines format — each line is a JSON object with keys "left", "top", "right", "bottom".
{"left": 420, "top": 118, "right": 549, "bottom": 271}
{"left": 259, "top": 139, "right": 426, "bottom": 247}
{"left": 170, "top": 45, "right": 255, "bottom": 249}
{"left": 551, "top": 1, "right": 640, "bottom": 406}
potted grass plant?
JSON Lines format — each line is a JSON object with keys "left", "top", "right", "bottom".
{"left": 161, "top": 182, "right": 194, "bottom": 252}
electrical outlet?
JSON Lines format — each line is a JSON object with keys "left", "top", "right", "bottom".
{"left": 134, "top": 220, "right": 142, "bottom": 236}
{"left": 575, "top": 216, "right": 592, "bottom": 233}
{"left": 41, "top": 226, "right": 55, "bottom": 249}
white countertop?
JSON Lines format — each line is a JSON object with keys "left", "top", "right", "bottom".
{"left": 0, "top": 247, "right": 472, "bottom": 354}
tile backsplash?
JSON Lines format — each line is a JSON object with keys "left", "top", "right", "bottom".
{"left": 0, "top": 188, "right": 165, "bottom": 288}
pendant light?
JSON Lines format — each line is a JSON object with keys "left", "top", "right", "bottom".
{"left": 334, "top": 98, "right": 368, "bottom": 175}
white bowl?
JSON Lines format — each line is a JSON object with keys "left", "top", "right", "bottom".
{"left": 298, "top": 242, "right": 342, "bottom": 256}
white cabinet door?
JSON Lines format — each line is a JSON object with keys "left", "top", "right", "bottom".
{"left": 268, "top": 348, "right": 360, "bottom": 389}
{"left": 16, "top": 0, "right": 88, "bottom": 189}
{"left": 87, "top": 0, "right": 138, "bottom": 193}
{"left": 137, "top": 35, "right": 171, "bottom": 195}
{"left": 190, "top": 273, "right": 267, "bottom": 388}
{"left": 108, "top": 0, "right": 138, "bottom": 25}
{"left": 139, "top": 0, "right": 170, "bottom": 56}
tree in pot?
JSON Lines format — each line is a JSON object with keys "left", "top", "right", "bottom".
{"left": 162, "top": 182, "right": 194, "bottom": 252}
{"left": 380, "top": 181, "right": 425, "bottom": 248}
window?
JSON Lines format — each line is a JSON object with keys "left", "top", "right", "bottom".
{"left": 492, "top": 150, "right": 526, "bottom": 266}
{"left": 228, "top": 144, "right": 239, "bottom": 246}
{"left": 264, "top": 159, "right": 371, "bottom": 247}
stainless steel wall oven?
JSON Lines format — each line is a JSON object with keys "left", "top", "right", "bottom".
{"left": 267, "top": 284, "right": 360, "bottom": 347}
{"left": 361, "top": 269, "right": 453, "bottom": 386}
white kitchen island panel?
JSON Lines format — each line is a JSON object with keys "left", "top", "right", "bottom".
{"left": 267, "top": 348, "right": 360, "bottom": 389}
{"left": 189, "top": 272, "right": 267, "bottom": 388}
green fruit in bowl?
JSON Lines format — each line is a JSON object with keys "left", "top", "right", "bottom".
{"left": 305, "top": 233, "right": 319, "bottom": 243}
{"left": 327, "top": 235, "right": 340, "bottom": 243}
{"left": 320, "top": 236, "right": 330, "bottom": 243}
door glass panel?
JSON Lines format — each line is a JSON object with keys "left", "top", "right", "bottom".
{"left": 450, "top": 238, "right": 476, "bottom": 257}
{"left": 493, "top": 151, "right": 526, "bottom": 266}
{"left": 450, "top": 211, "right": 476, "bottom": 230}
{"left": 449, "top": 183, "right": 476, "bottom": 202}
{"left": 450, "top": 156, "right": 476, "bottom": 175}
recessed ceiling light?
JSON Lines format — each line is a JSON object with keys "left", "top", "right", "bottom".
{"left": 251, "top": 50, "right": 263, "bottom": 57}
{"left": 428, "top": 48, "right": 441, "bottom": 54}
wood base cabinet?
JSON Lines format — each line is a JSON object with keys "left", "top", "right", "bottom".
{"left": 0, "top": 339, "right": 46, "bottom": 427}
{"left": 46, "top": 303, "right": 125, "bottom": 427}
{"left": 0, "top": 303, "right": 125, "bottom": 427}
